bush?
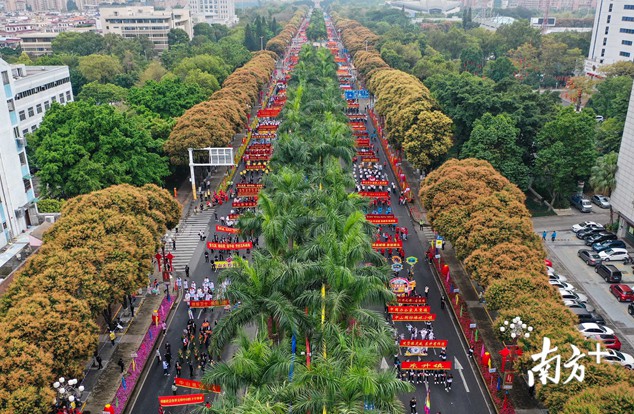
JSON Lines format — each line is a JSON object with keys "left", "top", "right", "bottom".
{"left": 36, "top": 198, "right": 64, "bottom": 213}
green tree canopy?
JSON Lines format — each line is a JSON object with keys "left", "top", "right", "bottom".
{"left": 28, "top": 101, "right": 169, "bottom": 198}
{"left": 485, "top": 57, "right": 517, "bottom": 82}
{"left": 128, "top": 76, "right": 207, "bottom": 118}
{"left": 461, "top": 113, "right": 530, "bottom": 189}
{"left": 167, "top": 28, "right": 190, "bottom": 48}
{"left": 172, "top": 54, "right": 229, "bottom": 84}
{"left": 76, "top": 81, "right": 128, "bottom": 104}
{"left": 78, "top": 54, "right": 123, "bottom": 84}
{"left": 51, "top": 32, "right": 105, "bottom": 56}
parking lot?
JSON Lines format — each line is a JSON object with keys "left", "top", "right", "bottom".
{"left": 534, "top": 210, "right": 634, "bottom": 354}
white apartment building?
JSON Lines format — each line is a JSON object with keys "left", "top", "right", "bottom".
{"left": 0, "top": 59, "right": 73, "bottom": 248}
{"left": 586, "top": 0, "right": 634, "bottom": 77}
{"left": 100, "top": 6, "right": 193, "bottom": 52}
{"left": 610, "top": 86, "right": 634, "bottom": 245}
{"left": 190, "top": 0, "right": 239, "bottom": 27}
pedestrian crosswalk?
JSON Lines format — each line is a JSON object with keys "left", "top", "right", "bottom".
{"left": 163, "top": 208, "right": 215, "bottom": 275}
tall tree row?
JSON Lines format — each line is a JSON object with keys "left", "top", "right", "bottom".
{"left": 0, "top": 185, "right": 180, "bottom": 414}
{"left": 266, "top": 8, "right": 308, "bottom": 56}
{"left": 332, "top": 13, "right": 453, "bottom": 170}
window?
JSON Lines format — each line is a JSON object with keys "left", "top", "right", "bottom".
{"left": 44, "top": 101, "right": 50, "bottom": 110}
{"left": 624, "top": 40, "right": 633, "bottom": 45}
{"left": 51, "top": 96, "right": 57, "bottom": 103}
{"left": 624, "top": 16, "right": 634, "bottom": 21}
{"left": 13, "top": 127, "right": 19, "bottom": 139}
{"left": 1, "top": 71, "right": 8, "bottom": 85}
{"left": 603, "top": 37, "right": 608, "bottom": 46}
{"left": 605, "top": 26, "right": 610, "bottom": 35}
{"left": 18, "top": 152, "right": 26, "bottom": 165}
{"left": 7, "top": 99, "right": 14, "bottom": 112}
{"left": 66, "top": 91, "right": 71, "bottom": 101}
{"left": 610, "top": 3, "right": 614, "bottom": 12}
{"left": 22, "top": 129, "right": 28, "bottom": 136}
{"left": 23, "top": 178, "right": 32, "bottom": 192}
{"left": 59, "top": 93, "right": 65, "bottom": 103}
{"left": 36, "top": 103, "right": 42, "bottom": 113}
{"left": 620, "top": 51, "right": 631, "bottom": 57}
{"left": 621, "top": 28, "right": 634, "bottom": 34}
{"left": 601, "top": 49, "right": 606, "bottom": 57}
{"left": 27, "top": 107, "right": 34, "bottom": 117}
{"left": 18, "top": 110, "right": 25, "bottom": 121}
{"left": 607, "top": 15, "right": 612, "bottom": 23}
{"left": 30, "top": 125, "right": 36, "bottom": 132}
{"left": 625, "top": 5, "right": 634, "bottom": 9}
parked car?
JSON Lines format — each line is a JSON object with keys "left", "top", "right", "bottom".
{"left": 578, "top": 249, "right": 602, "bottom": 266}
{"left": 629, "top": 303, "right": 634, "bottom": 317}
{"left": 588, "top": 334, "right": 622, "bottom": 350}
{"left": 577, "top": 323, "right": 614, "bottom": 336}
{"left": 545, "top": 258, "right": 553, "bottom": 267}
{"left": 549, "top": 273, "right": 568, "bottom": 283}
{"left": 547, "top": 266, "right": 555, "bottom": 275}
{"left": 570, "top": 307, "right": 605, "bottom": 325}
{"left": 595, "top": 263, "right": 623, "bottom": 283}
{"left": 592, "top": 240, "right": 627, "bottom": 252}
{"left": 592, "top": 194, "right": 611, "bottom": 209}
{"left": 559, "top": 289, "right": 589, "bottom": 303}
{"left": 609, "top": 284, "right": 634, "bottom": 302}
{"left": 585, "top": 232, "right": 618, "bottom": 246}
{"left": 549, "top": 280, "right": 576, "bottom": 291}
{"left": 577, "top": 228, "right": 605, "bottom": 240}
{"left": 598, "top": 248, "right": 630, "bottom": 262}
{"left": 571, "top": 195, "right": 593, "bottom": 213}
{"left": 572, "top": 221, "right": 604, "bottom": 233}
{"left": 603, "top": 349, "right": 634, "bottom": 369}
{"left": 564, "top": 299, "right": 595, "bottom": 313}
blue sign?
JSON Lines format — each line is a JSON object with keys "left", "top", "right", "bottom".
{"left": 358, "top": 90, "right": 370, "bottom": 99}
{"left": 344, "top": 90, "right": 370, "bottom": 100}
{"left": 344, "top": 91, "right": 356, "bottom": 100}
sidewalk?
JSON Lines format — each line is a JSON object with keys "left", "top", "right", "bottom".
{"left": 82, "top": 291, "right": 166, "bottom": 414}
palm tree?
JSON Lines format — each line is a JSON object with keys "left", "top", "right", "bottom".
{"left": 590, "top": 151, "right": 618, "bottom": 224}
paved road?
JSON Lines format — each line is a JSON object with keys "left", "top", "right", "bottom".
{"left": 533, "top": 211, "right": 634, "bottom": 355}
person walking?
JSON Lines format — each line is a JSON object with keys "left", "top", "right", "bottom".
{"left": 165, "top": 352, "right": 172, "bottom": 367}
{"left": 440, "top": 295, "right": 446, "bottom": 310}
{"left": 118, "top": 357, "right": 125, "bottom": 373}
{"left": 109, "top": 331, "right": 116, "bottom": 346}
{"left": 188, "top": 361, "right": 194, "bottom": 377}
{"left": 96, "top": 354, "right": 103, "bottom": 370}
{"left": 172, "top": 381, "right": 178, "bottom": 395}
{"left": 424, "top": 286, "right": 430, "bottom": 298}
{"left": 542, "top": 230, "right": 547, "bottom": 241}
{"left": 419, "top": 219, "right": 424, "bottom": 230}
{"left": 445, "top": 373, "right": 453, "bottom": 391}
{"left": 409, "top": 397, "right": 417, "bottom": 414}
{"left": 551, "top": 231, "right": 557, "bottom": 242}
{"left": 185, "top": 265, "right": 190, "bottom": 278}
{"left": 172, "top": 239, "right": 176, "bottom": 250}
{"left": 175, "top": 361, "right": 182, "bottom": 377}
{"left": 156, "top": 349, "right": 162, "bottom": 365}
{"left": 163, "top": 360, "right": 169, "bottom": 376}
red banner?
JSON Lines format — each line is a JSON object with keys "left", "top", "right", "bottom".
{"left": 232, "top": 201, "right": 258, "bottom": 208}
{"left": 189, "top": 299, "right": 230, "bottom": 308}
{"left": 399, "top": 340, "right": 448, "bottom": 348}
{"left": 237, "top": 188, "right": 260, "bottom": 196}
{"left": 236, "top": 183, "right": 263, "bottom": 189}
{"left": 357, "top": 151, "right": 375, "bottom": 156}
{"left": 228, "top": 214, "right": 240, "bottom": 220}
{"left": 397, "top": 297, "right": 427, "bottom": 304}
{"left": 392, "top": 314, "right": 436, "bottom": 322}
{"left": 371, "top": 241, "right": 403, "bottom": 249}
{"left": 174, "top": 377, "right": 221, "bottom": 393}
{"left": 216, "top": 225, "right": 239, "bottom": 234}
{"left": 257, "top": 125, "right": 278, "bottom": 131}
{"left": 365, "top": 216, "right": 398, "bottom": 224}
{"left": 359, "top": 192, "right": 390, "bottom": 198}
{"left": 207, "top": 242, "right": 253, "bottom": 250}
{"left": 362, "top": 180, "right": 388, "bottom": 186}
{"left": 362, "top": 157, "right": 380, "bottom": 163}
{"left": 158, "top": 394, "right": 205, "bottom": 407}
{"left": 245, "top": 164, "right": 267, "bottom": 170}
{"left": 401, "top": 361, "right": 452, "bottom": 371}
{"left": 257, "top": 108, "right": 281, "bottom": 118}
{"left": 246, "top": 145, "right": 271, "bottom": 151}
{"left": 246, "top": 154, "right": 271, "bottom": 161}
{"left": 388, "top": 306, "right": 431, "bottom": 314}
{"left": 356, "top": 138, "right": 370, "bottom": 146}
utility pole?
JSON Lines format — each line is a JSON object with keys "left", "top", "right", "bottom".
{"left": 260, "top": 36, "right": 264, "bottom": 51}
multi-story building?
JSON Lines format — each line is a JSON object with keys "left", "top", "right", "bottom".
{"left": 190, "top": 0, "right": 239, "bottom": 26}
{"left": 586, "top": 0, "right": 634, "bottom": 77}
{"left": 17, "top": 32, "right": 57, "bottom": 55}
{"left": 610, "top": 86, "right": 634, "bottom": 245}
{"left": 0, "top": 59, "right": 73, "bottom": 248}
{"left": 100, "top": 6, "right": 193, "bottom": 52}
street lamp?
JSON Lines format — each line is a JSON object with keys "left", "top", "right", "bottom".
{"left": 498, "top": 317, "right": 533, "bottom": 391}
{"left": 53, "top": 377, "right": 84, "bottom": 409}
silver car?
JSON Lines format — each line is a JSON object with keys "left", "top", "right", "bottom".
{"left": 592, "top": 195, "right": 611, "bottom": 209}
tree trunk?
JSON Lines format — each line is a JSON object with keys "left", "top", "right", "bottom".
{"left": 103, "top": 303, "right": 113, "bottom": 328}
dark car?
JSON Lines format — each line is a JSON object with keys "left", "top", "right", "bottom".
{"left": 577, "top": 228, "right": 605, "bottom": 239}
{"left": 629, "top": 303, "right": 634, "bottom": 317}
{"left": 592, "top": 240, "right": 627, "bottom": 252}
{"left": 570, "top": 307, "right": 606, "bottom": 325}
{"left": 578, "top": 249, "right": 602, "bottom": 266}
{"left": 585, "top": 232, "right": 618, "bottom": 246}
{"left": 595, "top": 263, "right": 623, "bottom": 283}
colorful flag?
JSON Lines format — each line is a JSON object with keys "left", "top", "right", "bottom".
{"left": 480, "top": 343, "right": 485, "bottom": 358}
{"left": 424, "top": 387, "right": 431, "bottom": 414}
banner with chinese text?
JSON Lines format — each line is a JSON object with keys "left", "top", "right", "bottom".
{"left": 207, "top": 242, "right": 253, "bottom": 250}
{"left": 189, "top": 299, "right": 230, "bottom": 308}
{"left": 174, "top": 377, "right": 221, "bottom": 393}
{"left": 158, "top": 394, "right": 205, "bottom": 407}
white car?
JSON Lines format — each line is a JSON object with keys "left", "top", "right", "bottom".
{"left": 564, "top": 300, "right": 595, "bottom": 313}
{"left": 549, "top": 280, "right": 576, "bottom": 291}
{"left": 571, "top": 221, "right": 604, "bottom": 233}
{"left": 559, "top": 289, "right": 588, "bottom": 303}
{"left": 547, "top": 266, "right": 555, "bottom": 276}
{"left": 578, "top": 323, "right": 614, "bottom": 337}
{"left": 598, "top": 248, "right": 629, "bottom": 262}
{"left": 549, "top": 273, "right": 568, "bottom": 283}
{"left": 603, "top": 349, "right": 634, "bottom": 369}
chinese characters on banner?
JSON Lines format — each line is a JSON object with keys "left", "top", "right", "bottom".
{"left": 365, "top": 214, "right": 398, "bottom": 224}
{"left": 158, "top": 394, "right": 205, "bottom": 407}
{"left": 174, "top": 377, "right": 221, "bottom": 393}
{"left": 361, "top": 157, "right": 380, "bottom": 163}
{"left": 387, "top": 306, "right": 431, "bottom": 314}
{"left": 399, "top": 339, "right": 448, "bottom": 348}
{"left": 215, "top": 225, "right": 239, "bottom": 234}
{"left": 361, "top": 180, "right": 389, "bottom": 186}
{"left": 228, "top": 214, "right": 240, "bottom": 220}
{"left": 236, "top": 183, "right": 264, "bottom": 188}
{"left": 401, "top": 361, "right": 452, "bottom": 370}
{"left": 392, "top": 314, "right": 437, "bottom": 322}
{"left": 206, "top": 242, "right": 253, "bottom": 250}
{"left": 528, "top": 337, "right": 611, "bottom": 386}
{"left": 189, "top": 299, "right": 230, "bottom": 308}
{"left": 372, "top": 241, "right": 403, "bottom": 249}
{"left": 237, "top": 188, "right": 261, "bottom": 196}
{"left": 356, "top": 138, "right": 370, "bottom": 147}
{"left": 232, "top": 201, "right": 258, "bottom": 208}
{"left": 397, "top": 297, "right": 427, "bottom": 304}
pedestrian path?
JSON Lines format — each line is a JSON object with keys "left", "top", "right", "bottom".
{"left": 164, "top": 208, "right": 215, "bottom": 274}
